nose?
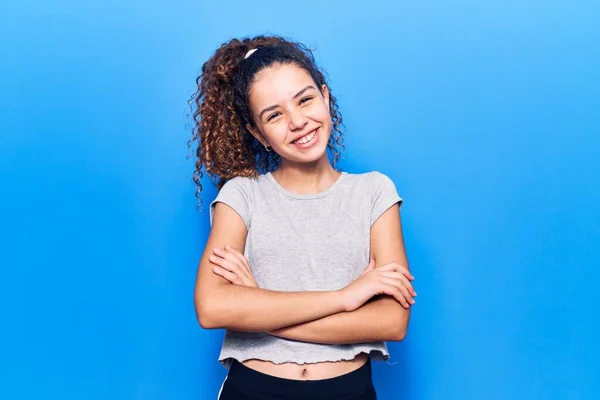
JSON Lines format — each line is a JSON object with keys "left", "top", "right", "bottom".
{"left": 288, "top": 108, "right": 308, "bottom": 130}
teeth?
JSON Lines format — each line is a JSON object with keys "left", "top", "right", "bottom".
{"left": 294, "top": 130, "right": 316, "bottom": 145}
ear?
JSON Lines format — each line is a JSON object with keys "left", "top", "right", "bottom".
{"left": 321, "top": 84, "right": 330, "bottom": 111}
{"left": 246, "top": 123, "right": 270, "bottom": 148}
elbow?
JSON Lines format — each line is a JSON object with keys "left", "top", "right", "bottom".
{"left": 194, "top": 293, "right": 223, "bottom": 330}
{"left": 390, "top": 325, "right": 408, "bottom": 342}
{"left": 375, "top": 297, "right": 411, "bottom": 342}
{"left": 387, "top": 308, "right": 410, "bottom": 342}
{"left": 196, "top": 308, "right": 218, "bottom": 330}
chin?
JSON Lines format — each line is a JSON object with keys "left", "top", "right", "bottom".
{"left": 294, "top": 143, "right": 330, "bottom": 165}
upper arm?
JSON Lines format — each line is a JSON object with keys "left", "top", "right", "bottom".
{"left": 194, "top": 178, "right": 252, "bottom": 315}
{"left": 368, "top": 173, "right": 411, "bottom": 338}
{"left": 196, "top": 202, "right": 248, "bottom": 295}
{"left": 368, "top": 171, "right": 407, "bottom": 267}
{"left": 370, "top": 204, "right": 408, "bottom": 268}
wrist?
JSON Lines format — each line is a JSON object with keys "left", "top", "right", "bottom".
{"left": 333, "top": 289, "right": 349, "bottom": 313}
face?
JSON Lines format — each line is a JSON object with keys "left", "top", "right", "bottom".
{"left": 246, "top": 63, "right": 331, "bottom": 166}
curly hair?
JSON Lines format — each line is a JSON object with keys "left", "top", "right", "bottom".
{"left": 188, "top": 35, "right": 345, "bottom": 205}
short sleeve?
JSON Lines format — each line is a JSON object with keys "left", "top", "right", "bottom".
{"left": 370, "top": 171, "right": 403, "bottom": 226}
{"left": 209, "top": 177, "right": 252, "bottom": 229}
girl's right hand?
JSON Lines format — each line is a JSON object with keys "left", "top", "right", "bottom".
{"left": 339, "top": 260, "right": 416, "bottom": 312}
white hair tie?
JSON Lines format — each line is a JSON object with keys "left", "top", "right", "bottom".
{"left": 244, "top": 48, "right": 258, "bottom": 59}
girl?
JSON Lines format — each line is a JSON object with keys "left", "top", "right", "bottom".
{"left": 190, "top": 35, "right": 415, "bottom": 400}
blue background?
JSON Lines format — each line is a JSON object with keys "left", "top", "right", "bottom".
{"left": 1, "top": 1, "right": 599, "bottom": 399}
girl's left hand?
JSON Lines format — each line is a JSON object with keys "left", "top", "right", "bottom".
{"left": 209, "top": 245, "right": 258, "bottom": 288}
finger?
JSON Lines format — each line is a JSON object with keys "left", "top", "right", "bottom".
{"left": 379, "top": 271, "right": 407, "bottom": 281}
{"left": 212, "top": 266, "right": 241, "bottom": 284}
{"left": 208, "top": 253, "right": 227, "bottom": 267}
{"left": 378, "top": 263, "right": 403, "bottom": 272}
{"left": 214, "top": 247, "right": 251, "bottom": 279}
{"left": 382, "top": 277, "right": 415, "bottom": 305}
{"left": 213, "top": 265, "right": 255, "bottom": 287}
{"left": 379, "top": 263, "right": 414, "bottom": 281}
{"left": 212, "top": 247, "right": 238, "bottom": 265}
{"left": 224, "top": 245, "right": 253, "bottom": 275}
{"left": 380, "top": 271, "right": 416, "bottom": 296}
{"left": 398, "top": 267, "right": 414, "bottom": 281}
{"left": 209, "top": 254, "right": 249, "bottom": 281}
{"left": 396, "top": 266, "right": 413, "bottom": 281}
{"left": 381, "top": 283, "right": 410, "bottom": 308}
{"left": 396, "top": 275, "right": 416, "bottom": 298}
{"left": 211, "top": 250, "right": 247, "bottom": 274}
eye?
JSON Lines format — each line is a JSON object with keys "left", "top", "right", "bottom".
{"left": 299, "top": 96, "right": 313, "bottom": 105}
{"left": 267, "top": 112, "right": 281, "bottom": 121}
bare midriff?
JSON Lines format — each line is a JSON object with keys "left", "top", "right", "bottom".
{"left": 242, "top": 353, "right": 369, "bottom": 380}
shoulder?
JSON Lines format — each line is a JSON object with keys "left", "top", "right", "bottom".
{"left": 217, "top": 175, "right": 265, "bottom": 201}
{"left": 210, "top": 175, "right": 259, "bottom": 228}
{"left": 344, "top": 170, "right": 396, "bottom": 189}
{"left": 219, "top": 175, "right": 256, "bottom": 191}
{"left": 367, "top": 170, "right": 394, "bottom": 182}
{"left": 345, "top": 171, "right": 402, "bottom": 222}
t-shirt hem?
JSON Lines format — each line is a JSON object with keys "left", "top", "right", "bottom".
{"left": 218, "top": 348, "right": 390, "bottom": 369}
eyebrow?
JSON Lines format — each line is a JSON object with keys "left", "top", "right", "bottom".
{"left": 258, "top": 85, "right": 316, "bottom": 121}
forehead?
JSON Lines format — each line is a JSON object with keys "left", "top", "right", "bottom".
{"left": 248, "top": 64, "right": 315, "bottom": 108}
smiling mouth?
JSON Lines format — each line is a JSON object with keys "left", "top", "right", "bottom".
{"left": 292, "top": 129, "right": 318, "bottom": 145}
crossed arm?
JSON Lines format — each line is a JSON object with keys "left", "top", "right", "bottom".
{"left": 194, "top": 202, "right": 412, "bottom": 343}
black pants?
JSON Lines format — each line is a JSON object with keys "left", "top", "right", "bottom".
{"left": 218, "top": 359, "right": 377, "bottom": 400}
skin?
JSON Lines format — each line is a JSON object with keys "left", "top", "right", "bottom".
{"left": 194, "top": 63, "right": 415, "bottom": 380}
{"left": 246, "top": 63, "right": 339, "bottom": 194}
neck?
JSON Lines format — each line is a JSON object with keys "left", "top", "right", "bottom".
{"left": 273, "top": 155, "right": 341, "bottom": 195}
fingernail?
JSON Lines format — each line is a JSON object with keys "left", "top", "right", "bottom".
{"left": 225, "top": 245, "right": 230, "bottom": 249}
{"left": 414, "top": 291, "right": 417, "bottom": 296}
